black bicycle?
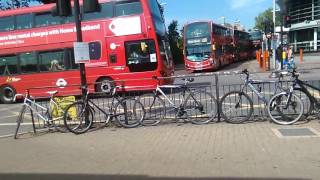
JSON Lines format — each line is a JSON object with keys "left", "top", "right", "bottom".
{"left": 63, "top": 85, "right": 145, "bottom": 134}
{"left": 269, "top": 68, "right": 320, "bottom": 124}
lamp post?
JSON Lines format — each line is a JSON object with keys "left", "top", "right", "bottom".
{"left": 273, "top": 0, "right": 276, "bottom": 70}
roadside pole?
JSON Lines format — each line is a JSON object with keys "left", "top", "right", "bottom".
{"left": 74, "top": 0, "right": 88, "bottom": 98}
{"left": 273, "top": 0, "right": 276, "bottom": 70}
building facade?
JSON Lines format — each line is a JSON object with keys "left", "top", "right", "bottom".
{"left": 277, "top": 0, "right": 320, "bottom": 52}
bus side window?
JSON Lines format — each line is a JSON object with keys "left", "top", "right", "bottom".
{"left": 83, "top": 2, "right": 113, "bottom": 21}
{"left": 115, "top": 0, "right": 142, "bottom": 17}
{"left": 20, "top": 52, "right": 38, "bottom": 74}
{"left": 16, "top": 14, "right": 33, "bottom": 30}
{"left": 125, "top": 40, "right": 157, "bottom": 72}
{"left": 0, "top": 56, "right": 18, "bottom": 76}
{"left": 0, "top": 16, "right": 14, "bottom": 32}
{"left": 35, "top": 13, "right": 61, "bottom": 27}
{"left": 39, "top": 51, "right": 65, "bottom": 72}
{"left": 68, "top": 49, "right": 79, "bottom": 70}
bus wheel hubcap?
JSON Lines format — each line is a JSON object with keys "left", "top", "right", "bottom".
{"left": 2, "top": 87, "right": 14, "bottom": 101}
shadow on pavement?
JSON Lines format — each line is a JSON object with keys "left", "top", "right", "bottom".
{"left": 0, "top": 173, "right": 311, "bottom": 180}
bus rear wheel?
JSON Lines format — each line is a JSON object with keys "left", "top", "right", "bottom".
{"left": 95, "top": 77, "right": 115, "bottom": 95}
{"left": 0, "top": 85, "right": 16, "bottom": 104}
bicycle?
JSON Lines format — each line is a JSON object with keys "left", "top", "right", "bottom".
{"left": 63, "top": 85, "right": 145, "bottom": 134}
{"left": 14, "top": 90, "right": 76, "bottom": 139}
{"left": 138, "top": 76, "right": 217, "bottom": 126}
{"left": 268, "top": 68, "right": 318, "bottom": 125}
{"left": 220, "top": 69, "right": 304, "bottom": 124}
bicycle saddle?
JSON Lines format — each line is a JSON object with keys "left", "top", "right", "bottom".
{"left": 182, "top": 78, "right": 194, "bottom": 83}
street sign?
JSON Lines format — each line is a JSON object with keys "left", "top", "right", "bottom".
{"left": 74, "top": 42, "right": 90, "bottom": 64}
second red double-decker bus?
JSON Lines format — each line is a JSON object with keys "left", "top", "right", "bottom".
{"left": 233, "top": 29, "right": 253, "bottom": 61}
{"left": 183, "top": 21, "right": 234, "bottom": 72}
{"left": 0, "top": 0, "right": 174, "bottom": 103}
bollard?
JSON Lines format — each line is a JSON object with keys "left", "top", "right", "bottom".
{"left": 259, "top": 52, "right": 263, "bottom": 69}
{"left": 263, "top": 50, "right": 268, "bottom": 71}
{"left": 300, "top": 48, "right": 303, "bottom": 63}
{"left": 214, "top": 74, "right": 221, "bottom": 122}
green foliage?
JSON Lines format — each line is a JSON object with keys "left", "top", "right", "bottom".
{"left": 168, "top": 20, "right": 184, "bottom": 65}
{"left": 254, "top": 8, "right": 282, "bottom": 31}
{"left": 0, "top": 0, "right": 48, "bottom": 10}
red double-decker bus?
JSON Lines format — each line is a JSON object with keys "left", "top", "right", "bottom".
{"left": 183, "top": 21, "right": 234, "bottom": 72}
{"left": 233, "top": 29, "right": 253, "bottom": 61}
{"left": 0, "top": 0, "right": 174, "bottom": 103}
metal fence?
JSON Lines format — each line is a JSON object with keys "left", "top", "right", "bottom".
{"left": 21, "top": 72, "right": 320, "bottom": 131}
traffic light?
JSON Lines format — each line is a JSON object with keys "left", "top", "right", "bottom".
{"left": 264, "top": 20, "right": 274, "bottom": 35}
{"left": 284, "top": 16, "right": 291, "bottom": 28}
{"left": 83, "top": 0, "right": 100, "bottom": 13}
{"left": 52, "top": 0, "right": 72, "bottom": 17}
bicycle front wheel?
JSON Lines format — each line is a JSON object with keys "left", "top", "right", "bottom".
{"left": 114, "top": 97, "right": 145, "bottom": 128}
{"left": 220, "top": 91, "right": 253, "bottom": 124}
{"left": 14, "top": 104, "right": 27, "bottom": 139}
{"left": 184, "top": 90, "right": 217, "bottom": 125}
{"left": 63, "top": 101, "right": 94, "bottom": 134}
{"left": 138, "top": 93, "right": 165, "bottom": 126}
{"left": 268, "top": 92, "right": 304, "bottom": 125}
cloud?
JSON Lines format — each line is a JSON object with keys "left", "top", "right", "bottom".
{"left": 230, "top": 0, "right": 266, "bottom": 9}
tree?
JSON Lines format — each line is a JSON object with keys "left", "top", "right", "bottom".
{"left": 254, "top": 8, "right": 281, "bottom": 32}
{"left": 168, "top": 20, "right": 183, "bottom": 65}
{"left": 0, "top": 0, "right": 54, "bottom": 10}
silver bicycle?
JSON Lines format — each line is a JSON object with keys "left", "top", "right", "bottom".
{"left": 139, "top": 76, "right": 217, "bottom": 126}
{"left": 220, "top": 69, "right": 304, "bottom": 124}
{"left": 14, "top": 90, "right": 76, "bottom": 139}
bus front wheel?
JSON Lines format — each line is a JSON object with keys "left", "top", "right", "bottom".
{"left": 95, "top": 77, "right": 115, "bottom": 95}
{"left": 0, "top": 85, "right": 16, "bottom": 104}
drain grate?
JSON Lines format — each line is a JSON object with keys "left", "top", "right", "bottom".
{"left": 272, "top": 128, "right": 320, "bottom": 138}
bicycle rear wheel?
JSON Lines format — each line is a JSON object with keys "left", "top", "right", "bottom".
{"left": 268, "top": 92, "right": 304, "bottom": 125}
{"left": 63, "top": 101, "right": 94, "bottom": 134}
{"left": 114, "top": 97, "right": 145, "bottom": 128}
{"left": 184, "top": 90, "right": 217, "bottom": 125}
{"left": 138, "top": 93, "right": 165, "bottom": 126}
{"left": 220, "top": 91, "right": 253, "bottom": 124}
{"left": 14, "top": 105, "right": 26, "bottom": 139}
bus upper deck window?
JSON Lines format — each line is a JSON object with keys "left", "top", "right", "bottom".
{"left": 115, "top": 0, "right": 142, "bottom": 17}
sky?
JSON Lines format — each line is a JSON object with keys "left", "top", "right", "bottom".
{"left": 161, "top": 0, "right": 272, "bottom": 30}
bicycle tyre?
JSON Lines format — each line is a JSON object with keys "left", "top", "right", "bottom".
{"left": 184, "top": 90, "right": 217, "bottom": 125}
{"left": 114, "top": 97, "right": 145, "bottom": 128}
{"left": 63, "top": 101, "right": 94, "bottom": 134}
{"left": 268, "top": 92, "right": 304, "bottom": 125}
{"left": 14, "top": 105, "right": 26, "bottom": 139}
{"left": 220, "top": 91, "right": 253, "bottom": 124}
{"left": 138, "top": 93, "right": 165, "bottom": 126}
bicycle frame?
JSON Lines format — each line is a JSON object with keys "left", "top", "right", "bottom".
{"left": 23, "top": 97, "right": 50, "bottom": 122}
{"left": 155, "top": 84, "right": 190, "bottom": 109}
{"left": 241, "top": 76, "right": 283, "bottom": 105}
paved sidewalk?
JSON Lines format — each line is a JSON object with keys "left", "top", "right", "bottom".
{"left": 0, "top": 120, "right": 320, "bottom": 179}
